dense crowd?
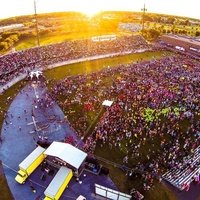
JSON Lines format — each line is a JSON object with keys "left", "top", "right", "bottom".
{"left": 1, "top": 32, "right": 199, "bottom": 192}
{"left": 0, "top": 35, "right": 150, "bottom": 86}
{"left": 51, "top": 54, "right": 200, "bottom": 191}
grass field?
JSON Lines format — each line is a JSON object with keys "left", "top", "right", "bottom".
{"left": 0, "top": 50, "right": 177, "bottom": 200}
{"left": 14, "top": 31, "right": 122, "bottom": 51}
{"left": 44, "top": 51, "right": 171, "bottom": 80}
{"left": 44, "top": 50, "right": 178, "bottom": 200}
{"left": 148, "top": 22, "right": 200, "bottom": 36}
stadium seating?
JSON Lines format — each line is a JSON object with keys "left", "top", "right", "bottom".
{"left": 162, "top": 146, "right": 200, "bottom": 190}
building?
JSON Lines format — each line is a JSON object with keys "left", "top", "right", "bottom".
{"left": 159, "top": 34, "right": 200, "bottom": 56}
{"left": 0, "top": 24, "right": 24, "bottom": 32}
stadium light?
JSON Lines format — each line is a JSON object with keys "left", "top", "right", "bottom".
{"left": 141, "top": 3, "right": 147, "bottom": 31}
{"left": 34, "top": 0, "right": 40, "bottom": 47}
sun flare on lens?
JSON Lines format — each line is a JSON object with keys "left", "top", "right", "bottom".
{"left": 81, "top": 7, "right": 101, "bottom": 18}
{"left": 76, "top": 2, "right": 101, "bottom": 18}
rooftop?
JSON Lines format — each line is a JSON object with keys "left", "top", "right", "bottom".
{"left": 162, "top": 34, "right": 200, "bottom": 47}
{"left": 44, "top": 142, "right": 87, "bottom": 169}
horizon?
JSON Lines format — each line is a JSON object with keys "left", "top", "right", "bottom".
{"left": 0, "top": 0, "right": 199, "bottom": 21}
{"left": 1, "top": 10, "right": 200, "bottom": 21}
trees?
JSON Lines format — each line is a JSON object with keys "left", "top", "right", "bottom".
{"left": 166, "top": 17, "right": 176, "bottom": 24}
{"left": 0, "top": 31, "right": 19, "bottom": 51}
{"left": 142, "top": 28, "right": 160, "bottom": 41}
{"left": 0, "top": 42, "right": 9, "bottom": 51}
{"left": 195, "top": 31, "right": 200, "bottom": 37}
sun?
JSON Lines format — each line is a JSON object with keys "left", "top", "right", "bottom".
{"left": 75, "top": 1, "right": 102, "bottom": 18}
{"left": 80, "top": 7, "right": 101, "bottom": 18}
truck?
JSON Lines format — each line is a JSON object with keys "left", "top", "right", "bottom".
{"left": 15, "top": 146, "right": 46, "bottom": 184}
{"left": 44, "top": 166, "right": 73, "bottom": 200}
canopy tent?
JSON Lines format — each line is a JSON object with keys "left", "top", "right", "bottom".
{"left": 44, "top": 142, "right": 87, "bottom": 169}
{"left": 102, "top": 100, "right": 113, "bottom": 107}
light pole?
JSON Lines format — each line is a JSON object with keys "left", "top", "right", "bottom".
{"left": 141, "top": 3, "right": 147, "bottom": 32}
{"left": 34, "top": 0, "right": 40, "bottom": 47}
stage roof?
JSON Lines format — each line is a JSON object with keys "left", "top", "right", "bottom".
{"left": 44, "top": 142, "right": 87, "bottom": 169}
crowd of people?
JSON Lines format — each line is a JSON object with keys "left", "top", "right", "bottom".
{"left": 1, "top": 32, "right": 199, "bottom": 192}
{"left": 0, "top": 35, "right": 150, "bottom": 86}
{"left": 51, "top": 54, "right": 200, "bottom": 191}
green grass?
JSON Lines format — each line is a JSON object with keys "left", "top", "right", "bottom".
{"left": 147, "top": 22, "right": 200, "bottom": 36}
{"left": 0, "top": 175, "right": 14, "bottom": 200}
{"left": 14, "top": 31, "right": 123, "bottom": 51}
{"left": 145, "top": 182, "right": 177, "bottom": 200}
{"left": 43, "top": 50, "right": 179, "bottom": 200}
{"left": 44, "top": 51, "right": 171, "bottom": 80}
{"left": 44, "top": 51, "right": 172, "bottom": 140}
{"left": 96, "top": 156, "right": 177, "bottom": 200}
{"left": 14, "top": 37, "right": 36, "bottom": 50}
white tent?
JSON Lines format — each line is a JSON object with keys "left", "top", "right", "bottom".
{"left": 29, "top": 70, "right": 43, "bottom": 79}
{"left": 44, "top": 142, "right": 87, "bottom": 169}
{"left": 102, "top": 100, "right": 113, "bottom": 107}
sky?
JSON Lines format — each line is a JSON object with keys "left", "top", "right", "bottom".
{"left": 0, "top": 0, "right": 199, "bottom": 20}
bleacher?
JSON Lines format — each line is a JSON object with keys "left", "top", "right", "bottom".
{"left": 162, "top": 146, "right": 200, "bottom": 191}
{"left": 0, "top": 34, "right": 151, "bottom": 87}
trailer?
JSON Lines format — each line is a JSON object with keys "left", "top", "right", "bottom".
{"left": 15, "top": 146, "right": 46, "bottom": 184}
{"left": 44, "top": 166, "right": 73, "bottom": 200}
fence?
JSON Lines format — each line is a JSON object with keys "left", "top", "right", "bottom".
{"left": 95, "top": 184, "right": 132, "bottom": 200}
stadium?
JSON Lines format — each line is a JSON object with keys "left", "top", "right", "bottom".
{"left": 0, "top": 1, "right": 200, "bottom": 200}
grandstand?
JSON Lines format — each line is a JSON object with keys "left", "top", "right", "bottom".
{"left": 160, "top": 34, "right": 200, "bottom": 56}
{"left": 162, "top": 146, "right": 200, "bottom": 191}
{"left": 0, "top": 35, "right": 150, "bottom": 87}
